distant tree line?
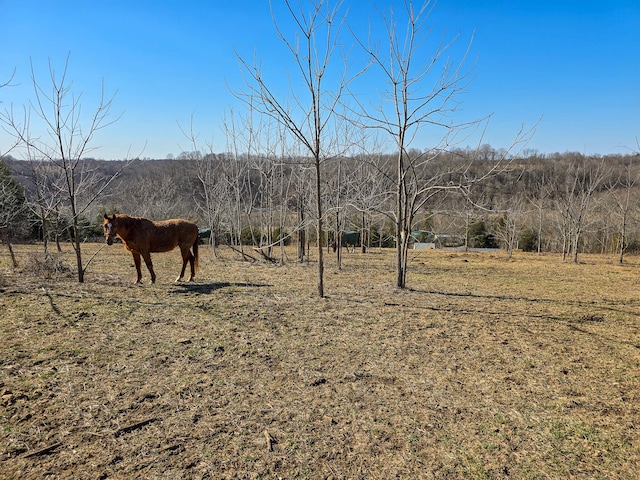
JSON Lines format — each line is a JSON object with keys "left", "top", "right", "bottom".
{"left": 2, "top": 147, "right": 639, "bottom": 265}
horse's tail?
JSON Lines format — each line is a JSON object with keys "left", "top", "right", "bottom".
{"left": 192, "top": 235, "right": 199, "bottom": 274}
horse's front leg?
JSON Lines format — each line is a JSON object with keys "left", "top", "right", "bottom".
{"left": 141, "top": 252, "right": 156, "bottom": 284}
{"left": 131, "top": 252, "right": 143, "bottom": 284}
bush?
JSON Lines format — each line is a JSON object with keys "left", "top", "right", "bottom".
{"left": 86, "top": 221, "right": 106, "bottom": 239}
{"left": 271, "top": 227, "right": 291, "bottom": 246}
{"left": 519, "top": 228, "right": 539, "bottom": 252}
{"left": 622, "top": 238, "right": 640, "bottom": 255}
{"left": 23, "top": 253, "right": 73, "bottom": 279}
{"left": 467, "top": 219, "right": 498, "bottom": 249}
{"left": 240, "top": 226, "right": 261, "bottom": 246}
{"left": 370, "top": 225, "right": 395, "bottom": 248}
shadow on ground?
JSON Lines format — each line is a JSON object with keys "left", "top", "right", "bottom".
{"left": 169, "top": 281, "right": 270, "bottom": 295}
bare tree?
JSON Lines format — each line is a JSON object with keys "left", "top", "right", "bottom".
{"left": 354, "top": 1, "right": 476, "bottom": 287}
{"left": 491, "top": 193, "right": 528, "bottom": 259}
{"left": 221, "top": 108, "right": 257, "bottom": 256}
{"left": 291, "top": 157, "right": 314, "bottom": 263}
{"left": 235, "top": 0, "right": 352, "bottom": 297}
{"left": 0, "top": 160, "right": 26, "bottom": 267}
{"left": 353, "top": 1, "right": 534, "bottom": 287}
{"left": 25, "top": 154, "right": 65, "bottom": 253}
{"left": 195, "top": 151, "right": 227, "bottom": 256}
{"left": 348, "top": 151, "right": 392, "bottom": 253}
{"left": 250, "top": 119, "right": 296, "bottom": 262}
{"left": 182, "top": 118, "right": 256, "bottom": 259}
{"left": 527, "top": 171, "right": 552, "bottom": 254}
{"left": 2, "top": 56, "right": 126, "bottom": 282}
{"left": 553, "top": 156, "right": 607, "bottom": 263}
{"left": 608, "top": 155, "right": 640, "bottom": 263}
{"left": 1, "top": 68, "right": 27, "bottom": 266}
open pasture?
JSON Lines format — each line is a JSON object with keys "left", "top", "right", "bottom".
{"left": 1, "top": 244, "right": 639, "bottom": 479}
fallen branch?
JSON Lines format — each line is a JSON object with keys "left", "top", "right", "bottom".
{"left": 228, "top": 244, "right": 258, "bottom": 262}
{"left": 253, "top": 247, "right": 278, "bottom": 264}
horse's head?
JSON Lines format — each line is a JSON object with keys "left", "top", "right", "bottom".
{"left": 103, "top": 214, "right": 118, "bottom": 245}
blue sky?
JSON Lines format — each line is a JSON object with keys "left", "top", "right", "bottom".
{"left": 1, "top": 0, "right": 638, "bottom": 159}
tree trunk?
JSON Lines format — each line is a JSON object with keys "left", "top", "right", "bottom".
{"left": 537, "top": 206, "right": 542, "bottom": 254}
{"left": 618, "top": 216, "right": 627, "bottom": 264}
{"left": 298, "top": 196, "right": 305, "bottom": 263}
{"left": 2, "top": 238, "right": 18, "bottom": 269}
{"left": 335, "top": 211, "right": 342, "bottom": 270}
{"left": 315, "top": 158, "right": 324, "bottom": 297}
{"left": 8, "top": 242, "right": 17, "bottom": 269}
{"left": 361, "top": 213, "right": 367, "bottom": 253}
{"left": 72, "top": 221, "right": 84, "bottom": 283}
{"left": 571, "top": 233, "right": 580, "bottom": 264}
{"left": 396, "top": 148, "right": 406, "bottom": 289}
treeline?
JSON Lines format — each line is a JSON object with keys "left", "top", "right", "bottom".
{"left": 2, "top": 146, "right": 640, "bottom": 262}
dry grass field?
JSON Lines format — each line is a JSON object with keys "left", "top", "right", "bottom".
{"left": 1, "top": 243, "right": 639, "bottom": 479}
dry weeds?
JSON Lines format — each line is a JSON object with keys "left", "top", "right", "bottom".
{"left": 1, "top": 244, "right": 639, "bottom": 479}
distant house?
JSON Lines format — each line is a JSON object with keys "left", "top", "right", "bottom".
{"left": 409, "top": 231, "right": 466, "bottom": 249}
{"left": 410, "top": 230, "right": 435, "bottom": 249}
{"left": 413, "top": 242, "right": 436, "bottom": 250}
{"left": 411, "top": 230, "right": 435, "bottom": 243}
{"left": 433, "top": 234, "right": 465, "bottom": 248}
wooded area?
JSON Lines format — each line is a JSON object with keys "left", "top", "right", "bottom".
{"left": 2, "top": 148, "right": 640, "bottom": 266}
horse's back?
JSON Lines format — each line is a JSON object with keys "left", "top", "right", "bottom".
{"left": 151, "top": 219, "right": 198, "bottom": 252}
{"left": 155, "top": 218, "right": 198, "bottom": 237}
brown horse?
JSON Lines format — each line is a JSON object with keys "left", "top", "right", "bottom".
{"left": 103, "top": 214, "right": 199, "bottom": 284}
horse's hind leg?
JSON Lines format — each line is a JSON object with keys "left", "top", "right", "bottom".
{"left": 189, "top": 239, "right": 198, "bottom": 281}
{"left": 188, "top": 251, "right": 196, "bottom": 281}
{"left": 176, "top": 248, "right": 190, "bottom": 282}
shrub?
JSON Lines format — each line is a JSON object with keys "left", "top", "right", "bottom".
{"left": 23, "top": 253, "right": 72, "bottom": 279}
{"left": 370, "top": 225, "right": 395, "bottom": 248}
{"left": 240, "top": 226, "right": 261, "bottom": 246}
{"left": 626, "top": 238, "right": 640, "bottom": 254}
{"left": 271, "top": 227, "right": 291, "bottom": 246}
{"left": 468, "top": 219, "right": 498, "bottom": 249}
{"left": 519, "top": 228, "right": 539, "bottom": 252}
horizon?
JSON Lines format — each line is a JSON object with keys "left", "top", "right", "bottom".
{"left": 3, "top": 145, "right": 638, "bottom": 163}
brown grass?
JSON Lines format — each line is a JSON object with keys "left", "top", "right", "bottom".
{"left": 1, "top": 244, "right": 639, "bottom": 479}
